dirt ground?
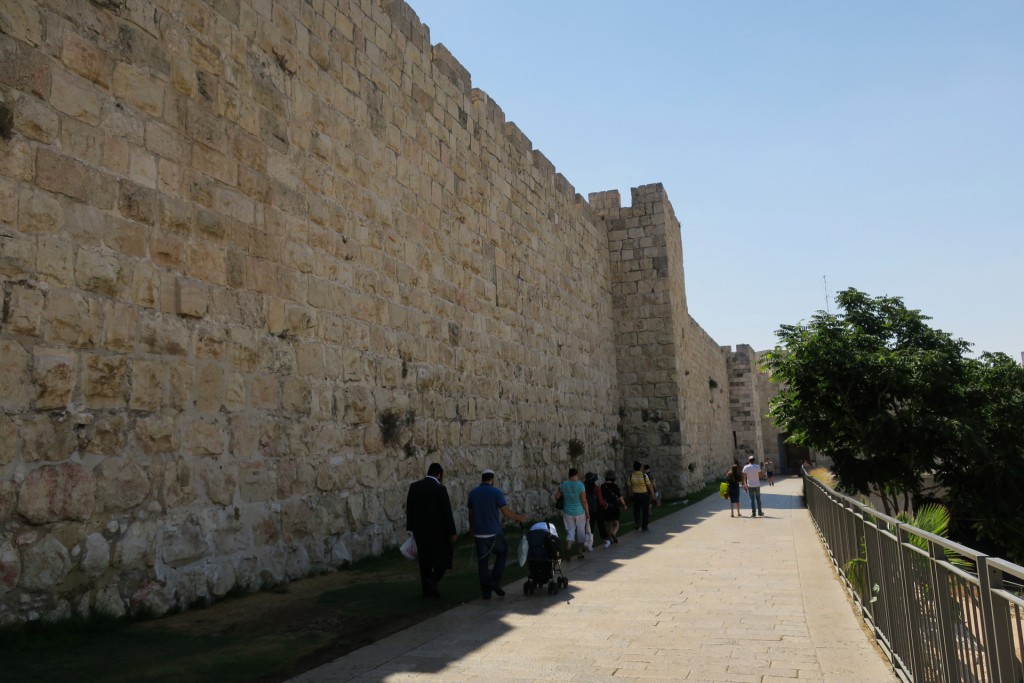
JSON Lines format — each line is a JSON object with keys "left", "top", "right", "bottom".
{"left": 135, "top": 563, "right": 437, "bottom": 682}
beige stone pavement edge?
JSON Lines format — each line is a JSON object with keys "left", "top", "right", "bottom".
{"left": 289, "top": 476, "right": 898, "bottom": 682}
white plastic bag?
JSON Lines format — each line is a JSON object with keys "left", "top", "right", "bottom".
{"left": 400, "top": 534, "right": 418, "bottom": 560}
{"left": 584, "top": 523, "right": 594, "bottom": 551}
{"left": 517, "top": 534, "right": 529, "bottom": 567}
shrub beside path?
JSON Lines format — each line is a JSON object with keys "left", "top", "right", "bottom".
{"left": 290, "top": 476, "right": 898, "bottom": 682}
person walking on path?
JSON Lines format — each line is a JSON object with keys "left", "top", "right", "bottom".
{"left": 643, "top": 464, "right": 661, "bottom": 507}
{"left": 628, "top": 461, "right": 655, "bottom": 532}
{"left": 600, "top": 470, "right": 626, "bottom": 543}
{"left": 765, "top": 459, "right": 776, "bottom": 486}
{"left": 584, "top": 472, "right": 611, "bottom": 548}
{"left": 742, "top": 456, "right": 764, "bottom": 517}
{"left": 466, "top": 468, "right": 527, "bottom": 600}
{"left": 725, "top": 462, "right": 742, "bottom": 518}
{"left": 405, "top": 462, "right": 457, "bottom": 597}
{"left": 555, "top": 468, "right": 590, "bottom": 559}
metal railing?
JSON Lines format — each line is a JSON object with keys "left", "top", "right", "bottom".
{"left": 803, "top": 470, "right": 1024, "bottom": 682}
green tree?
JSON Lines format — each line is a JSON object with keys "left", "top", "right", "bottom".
{"left": 763, "top": 288, "right": 970, "bottom": 515}
{"left": 938, "top": 352, "right": 1024, "bottom": 563}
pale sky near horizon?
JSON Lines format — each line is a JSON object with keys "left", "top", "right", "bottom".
{"left": 408, "top": 1, "right": 1023, "bottom": 360}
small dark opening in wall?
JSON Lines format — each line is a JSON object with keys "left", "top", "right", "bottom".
{"left": 0, "top": 104, "right": 14, "bottom": 141}
{"left": 732, "top": 431, "right": 738, "bottom": 449}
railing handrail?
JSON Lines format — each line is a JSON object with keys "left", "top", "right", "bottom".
{"left": 801, "top": 466, "right": 1024, "bottom": 683}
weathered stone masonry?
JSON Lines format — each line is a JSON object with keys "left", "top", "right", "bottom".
{"left": 0, "top": 0, "right": 775, "bottom": 624}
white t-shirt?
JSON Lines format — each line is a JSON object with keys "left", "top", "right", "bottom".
{"left": 742, "top": 463, "right": 762, "bottom": 487}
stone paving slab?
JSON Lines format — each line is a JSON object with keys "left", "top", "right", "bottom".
{"left": 290, "top": 477, "right": 898, "bottom": 682}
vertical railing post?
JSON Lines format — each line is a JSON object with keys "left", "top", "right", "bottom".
{"left": 897, "top": 524, "right": 927, "bottom": 682}
{"left": 928, "top": 538, "right": 960, "bottom": 682}
{"left": 978, "top": 557, "right": 1013, "bottom": 683}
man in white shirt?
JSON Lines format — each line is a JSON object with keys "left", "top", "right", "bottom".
{"left": 741, "top": 456, "right": 764, "bottom": 518}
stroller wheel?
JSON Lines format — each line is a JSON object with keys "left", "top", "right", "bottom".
{"left": 548, "top": 582, "right": 557, "bottom": 595}
{"left": 523, "top": 582, "right": 530, "bottom": 595}
{"left": 559, "top": 577, "right": 568, "bottom": 588}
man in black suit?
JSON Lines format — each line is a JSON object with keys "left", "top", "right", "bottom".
{"left": 405, "top": 462, "right": 457, "bottom": 597}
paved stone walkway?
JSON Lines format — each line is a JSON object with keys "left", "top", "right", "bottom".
{"left": 291, "top": 476, "right": 898, "bottom": 682}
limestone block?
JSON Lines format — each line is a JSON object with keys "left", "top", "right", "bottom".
{"left": 175, "top": 277, "right": 208, "bottom": 318}
{"left": 208, "top": 559, "right": 235, "bottom": 598}
{"left": 134, "top": 412, "right": 175, "bottom": 454}
{"left": 12, "top": 93, "right": 58, "bottom": 143}
{"left": 0, "top": 417, "right": 17, "bottom": 467}
{"left": 0, "top": 340, "right": 31, "bottom": 411}
{"left": 162, "top": 514, "right": 209, "bottom": 568}
{"left": 76, "top": 248, "right": 125, "bottom": 298}
{"left": 128, "top": 360, "right": 163, "bottom": 412}
{"left": 93, "top": 585, "right": 126, "bottom": 618}
{"left": 94, "top": 460, "right": 150, "bottom": 512}
{"left": 35, "top": 149, "right": 115, "bottom": 209}
{"left": 33, "top": 348, "right": 77, "bottom": 410}
{"left": 129, "top": 580, "right": 173, "bottom": 617}
{"left": 50, "top": 69, "right": 103, "bottom": 126}
{"left": 281, "top": 377, "right": 310, "bottom": 415}
{"left": 104, "top": 301, "right": 138, "bottom": 352}
{"left": 194, "top": 363, "right": 223, "bottom": 412}
{"left": 139, "top": 313, "right": 189, "bottom": 356}
{"left": 114, "top": 519, "right": 155, "bottom": 569}
{"left": 20, "top": 536, "right": 71, "bottom": 590}
{"left": 285, "top": 544, "right": 311, "bottom": 581}
{"left": 82, "top": 354, "right": 128, "bottom": 409}
{"left": 43, "top": 290, "right": 101, "bottom": 350}
{"left": 343, "top": 385, "right": 374, "bottom": 425}
{"left": 224, "top": 372, "right": 246, "bottom": 411}
{"left": 161, "top": 458, "right": 196, "bottom": 509}
{"left": 117, "top": 180, "right": 159, "bottom": 224}
{"left": 282, "top": 498, "right": 315, "bottom": 540}
{"left": 184, "top": 416, "right": 225, "bottom": 457}
{"left": 193, "top": 325, "right": 226, "bottom": 360}
{"left": 238, "top": 461, "right": 276, "bottom": 503}
{"left": 249, "top": 374, "right": 280, "bottom": 411}
{"left": 294, "top": 341, "right": 324, "bottom": 377}
{"left": 61, "top": 31, "right": 112, "bottom": 88}
{"left": 152, "top": 231, "right": 187, "bottom": 268}
{"left": 200, "top": 463, "right": 237, "bottom": 506}
{"left": 187, "top": 242, "right": 227, "bottom": 285}
{"left": 20, "top": 413, "right": 77, "bottom": 463}
{"left": 167, "top": 361, "right": 194, "bottom": 410}
{"left": 18, "top": 463, "right": 96, "bottom": 524}
{"left": 128, "top": 148, "right": 157, "bottom": 188}
{"left": 112, "top": 63, "right": 164, "bottom": 117}
{"left": 129, "top": 261, "right": 160, "bottom": 308}
{"left": 35, "top": 235, "right": 75, "bottom": 286}
{"left": 81, "top": 533, "right": 110, "bottom": 577}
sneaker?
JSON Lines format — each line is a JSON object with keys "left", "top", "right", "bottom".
{"left": 603, "top": 539, "right": 612, "bottom": 549}
{"left": 758, "top": 513, "right": 764, "bottom": 517}
{"left": 492, "top": 586, "right": 505, "bottom": 597}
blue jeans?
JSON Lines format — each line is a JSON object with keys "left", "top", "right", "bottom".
{"left": 474, "top": 533, "right": 508, "bottom": 597}
{"left": 748, "top": 487, "right": 763, "bottom": 515}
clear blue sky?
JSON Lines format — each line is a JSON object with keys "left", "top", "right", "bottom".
{"left": 409, "top": 1, "right": 1023, "bottom": 359}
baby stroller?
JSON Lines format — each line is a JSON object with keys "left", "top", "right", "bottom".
{"left": 522, "top": 522, "right": 569, "bottom": 595}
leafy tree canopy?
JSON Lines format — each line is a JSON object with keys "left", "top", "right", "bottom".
{"left": 763, "top": 288, "right": 970, "bottom": 514}
{"left": 765, "top": 288, "right": 1024, "bottom": 563}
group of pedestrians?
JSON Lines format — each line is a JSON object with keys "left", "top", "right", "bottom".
{"left": 725, "top": 455, "right": 772, "bottom": 518}
{"left": 405, "top": 460, "right": 661, "bottom": 601}
{"left": 553, "top": 460, "right": 657, "bottom": 560}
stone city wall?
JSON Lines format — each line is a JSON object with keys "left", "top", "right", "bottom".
{"left": 680, "top": 315, "right": 734, "bottom": 484}
{"left": 0, "top": 0, "right": 778, "bottom": 624}
{"left": 0, "top": 0, "right": 625, "bottom": 623}
{"left": 726, "top": 344, "right": 765, "bottom": 462}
